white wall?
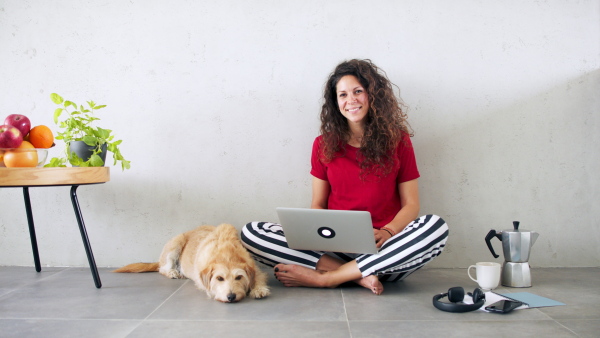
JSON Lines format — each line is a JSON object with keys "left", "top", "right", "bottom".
{"left": 1, "top": 0, "right": 598, "bottom": 269}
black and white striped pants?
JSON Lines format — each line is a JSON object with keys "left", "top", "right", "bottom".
{"left": 241, "top": 214, "right": 449, "bottom": 282}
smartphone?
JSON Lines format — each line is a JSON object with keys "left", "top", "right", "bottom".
{"left": 485, "top": 300, "right": 524, "bottom": 313}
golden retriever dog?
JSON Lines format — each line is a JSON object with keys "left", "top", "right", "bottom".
{"left": 114, "top": 223, "right": 270, "bottom": 303}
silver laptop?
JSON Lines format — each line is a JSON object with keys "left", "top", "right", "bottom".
{"left": 275, "top": 207, "right": 378, "bottom": 254}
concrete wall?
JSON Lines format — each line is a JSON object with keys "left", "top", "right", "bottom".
{"left": 1, "top": 0, "right": 598, "bottom": 268}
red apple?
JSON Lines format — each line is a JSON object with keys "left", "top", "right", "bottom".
{"left": 4, "top": 114, "right": 31, "bottom": 138}
{"left": 0, "top": 124, "right": 24, "bottom": 148}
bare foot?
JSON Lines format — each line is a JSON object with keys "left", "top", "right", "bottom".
{"left": 355, "top": 275, "right": 384, "bottom": 295}
{"left": 274, "top": 263, "right": 384, "bottom": 295}
{"left": 314, "top": 255, "right": 384, "bottom": 295}
{"left": 274, "top": 264, "right": 336, "bottom": 288}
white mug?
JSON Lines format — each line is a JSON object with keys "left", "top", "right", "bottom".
{"left": 468, "top": 262, "right": 501, "bottom": 291}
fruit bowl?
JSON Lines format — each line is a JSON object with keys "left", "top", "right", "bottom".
{"left": 0, "top": 148, "right": 49, "bottom": 168}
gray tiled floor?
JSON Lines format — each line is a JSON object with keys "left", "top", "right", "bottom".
{"left": 0, "top": 266, "right": 598, "bottom": 337}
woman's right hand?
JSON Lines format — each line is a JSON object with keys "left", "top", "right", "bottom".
{"left": 374, "top": 228, "right": 392, "bottom": 248}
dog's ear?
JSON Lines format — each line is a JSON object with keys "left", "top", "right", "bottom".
{"left": 200, "top": 266, "right": 213, "bottom": 290}
{"left": 245, "top": 264, "right": 257, "bottom": 292}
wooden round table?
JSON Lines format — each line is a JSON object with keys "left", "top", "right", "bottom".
{"left": 0, "top": 167, "right": 110, "bottom": 288}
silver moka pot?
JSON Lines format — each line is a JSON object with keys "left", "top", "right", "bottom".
{"left": 485, "top": 221, "right": 539, "bottom": 287}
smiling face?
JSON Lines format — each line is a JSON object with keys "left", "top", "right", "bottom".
{"left": 336, "top": 75, "right": 370, "bottom": 127}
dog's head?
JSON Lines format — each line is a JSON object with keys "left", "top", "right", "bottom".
{"left": 200, "top": 263, "right": 254, "bottom": 303}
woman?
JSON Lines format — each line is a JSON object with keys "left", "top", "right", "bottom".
{"left": 241, "top": 59, "right": 449, "bottom": 295}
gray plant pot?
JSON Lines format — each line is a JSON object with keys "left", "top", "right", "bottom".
{"left": 69, "top": 141, "right": 108, "bottom": 166}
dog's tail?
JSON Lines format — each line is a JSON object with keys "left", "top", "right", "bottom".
{"left": 113, "top": 262, "right": 159, "bottom": 273}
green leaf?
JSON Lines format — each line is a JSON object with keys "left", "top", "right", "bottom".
{"left": 44, "top": 157, "right": 67, "bottom": 167}
{"left": 53, "top": 108, "right": 63, "bottom": 124}
{"left": 68, "top": 152, "right": 84, "bottom": 166}
{"left": 95, "top": 105, "right": 106, "bottom": 109}
{"left": 95, "top": 127, "right": 111, "bottom": 139}
{"left": 64, "top": 100, "right": 76, "bottom": 109}
{"left": 89, "top": 154, "right": 105, "bottom": 167}
{"left": 82, "top": 135, "right": 98, "bottom": 146}
{"left": 50, "top": 93, "right": 64, "bottom": 104}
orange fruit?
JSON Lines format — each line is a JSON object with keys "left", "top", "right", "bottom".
{"left": 28, "top": 125, "right": 54, "bottom": 148}
{"left": 3, "top": 140, "right": 38, "bottom": 167}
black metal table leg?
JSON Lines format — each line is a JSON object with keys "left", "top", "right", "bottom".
{"left": 23, "top": 187, "right": 41, "bottom": 272}
{"left": 70, "top": 185, "right": 102, "bottom": 288}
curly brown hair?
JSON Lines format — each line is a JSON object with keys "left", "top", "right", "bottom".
{"left": 319, "top": 59, "right": 412, "bottom": 177}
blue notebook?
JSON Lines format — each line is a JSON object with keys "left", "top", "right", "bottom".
{"left": 496, "top": 292, "right": 565, "bottom": 308}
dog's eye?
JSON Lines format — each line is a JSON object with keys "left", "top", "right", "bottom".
{"left": 235, "top": 275, "right": 243, "bottom": 280}
{"left": 216, "top": 276, "right": 224, "bottom": 281}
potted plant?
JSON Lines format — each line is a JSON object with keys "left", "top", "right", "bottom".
{"left": 45, "top": 93, "right": 131, "bottom": 170}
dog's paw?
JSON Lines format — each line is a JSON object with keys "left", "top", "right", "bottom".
{"left": 165, "top": 270, "right": 183, "bottom": 279}
{"left": 250, "top": 285, "right": 270, "bottom": 299}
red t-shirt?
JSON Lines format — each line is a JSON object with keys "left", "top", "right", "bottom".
{"left": 310, "top": 134, "right": 420, "bottom": 228}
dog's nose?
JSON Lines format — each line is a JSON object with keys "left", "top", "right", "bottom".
{"left": 227, "top": 293, "right": 236, "bottom": 302}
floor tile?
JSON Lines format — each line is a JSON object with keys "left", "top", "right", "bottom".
{"left": 0, "top": 268, "right": 185, "bottom": 320}
{"left": 148, "top": 272, "right": 347, "bottom": 321}
{"left": 556, "top": 319, "right": 600, "bottom": 338}
{"left": 129, "top": 320, "right": 351, "bottom": 338}
{"left": 0, "top": 319, "right": 141, "bottom": 338}
{"left": 349, "top": 319, "right": 578, "bottom": 338}
{"left": 343, "top": 284, "right": 550, "bottom": 322}
{"left": 0, "top": 266, "right": 597, "bottom": 337}
{"left": 342, "top": 269, "right": 550, "bottom": 321}
{"left": 532, "top": 290, "right": 600, "bottom": 320}
{"left": 0, "top": 266, "right": 66, "bottom": 297}
{"left": 528, "top": 267, "right": 600, "bottom": 320}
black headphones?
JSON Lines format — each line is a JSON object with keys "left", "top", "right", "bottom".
{"left": 432, "top": 286, "right": 485, "bottom": 313}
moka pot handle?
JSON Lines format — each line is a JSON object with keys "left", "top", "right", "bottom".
{"left": 485, "top": 229, "right": 502, "bottom": 258}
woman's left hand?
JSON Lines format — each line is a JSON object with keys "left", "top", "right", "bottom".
{"left": 374, "top": 228, "right": 392, "bottom": 248}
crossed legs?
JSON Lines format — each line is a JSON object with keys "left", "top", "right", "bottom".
{"left": 274, "top": 254, "right": 384, "bottom": 295}
{"left": 242, "top": 215, "right": 449, "bottom": 296}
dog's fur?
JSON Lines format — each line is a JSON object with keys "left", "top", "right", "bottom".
{"left": 114, "top": 223, "right": 269, "bottom": 303}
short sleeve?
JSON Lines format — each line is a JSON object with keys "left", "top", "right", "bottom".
{"left": 396, "top": 134, "right": 420, "bottom": 184}
{"left": 310, "top": 136, "right": 328, "bottom": 181}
